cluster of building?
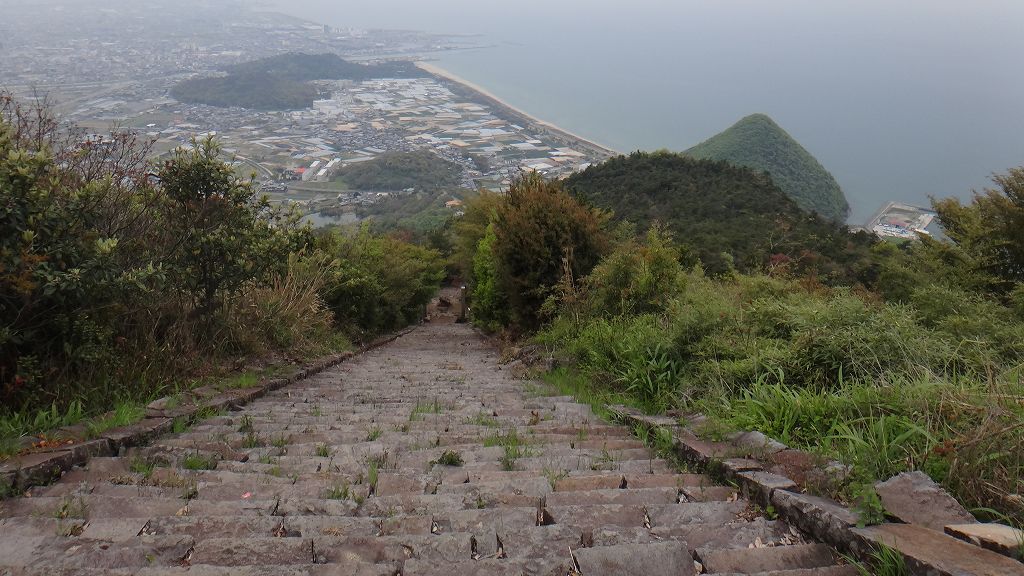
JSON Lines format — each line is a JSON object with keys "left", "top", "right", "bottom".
{"left": 866, "top": 202, "right": 937, "bottom": 240}
{"left": 299, "top": 78, "right": 599, "bottom": 184}
{"left": 3, "top": 0, "right": 610, "bottom": 224}
{"left": 0, "top": 1, "right": 474, "bottom": 89}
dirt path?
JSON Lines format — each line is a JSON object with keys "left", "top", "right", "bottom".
{"left": 0, "top": 320, "right": 854, "bottom": 575}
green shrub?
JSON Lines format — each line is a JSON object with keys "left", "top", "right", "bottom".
{"left": 319, "top": 226, "right": 444, "bottom": 338}
{"left": 491, "top": 173, "right": 609, "bottom": 328}
{"left": 585, "top": 225, "right": 683, "bottom": 317}
{"left": 158, "top": 137, "right": 299, "bottom": 318}
{"left": 470, "top": 223, "right": 508, "bottom": 330}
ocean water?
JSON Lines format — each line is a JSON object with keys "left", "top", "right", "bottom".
{"left": 269, "top": 0, "right": 1024, "bottom": 224}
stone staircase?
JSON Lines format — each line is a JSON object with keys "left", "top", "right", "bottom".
{"left": 0, "top": 321, "right": 856, "bottom": 575}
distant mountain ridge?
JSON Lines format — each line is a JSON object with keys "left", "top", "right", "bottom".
{"left": 684, "top": 113, "right": 849, "bottom": 222}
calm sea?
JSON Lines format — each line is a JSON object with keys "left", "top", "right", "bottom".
{"left": 269, "top": 0, "right": 1024, "bottom": 224}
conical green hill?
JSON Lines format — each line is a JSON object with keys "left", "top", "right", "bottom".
{"left": 685, "top": 113, "right": 849, "bottom": 221}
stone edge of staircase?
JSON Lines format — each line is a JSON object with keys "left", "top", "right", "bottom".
{"left": 607, "top": 404, "right": 1024, "bottom": 576}
{"left": 0, "top": 326, "right": 419, "bottom": 498}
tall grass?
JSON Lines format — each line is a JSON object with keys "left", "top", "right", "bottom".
{"left": 540, "top": 265, "right": 1024, "bottom": 522}
{"left": 228, "top": 252, "right": 336, "bottom": 354}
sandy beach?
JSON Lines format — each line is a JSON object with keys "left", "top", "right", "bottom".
{"left": 416, "top": 61, "right": 621, "bottom": 157}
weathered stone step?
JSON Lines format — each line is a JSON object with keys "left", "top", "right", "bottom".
{"left": 574, "top": 540, "right": 694, "bottom": 575}
{"left": 653, "top": 518, "right": 793, "bottom": 551}
{"left": 697, "top": 543, "right": 837, "bottom": 574}
{"left": 401, "top": 558, "right": 533, "bottom": 576}
{"left": 437, "top": 475, "right": 552, "bottom": 498}
{"left": 543, "top": 501, "right": 746, "bottom": 530}
{"left": 0, "top": 567, "right": 348, "bottom": 576}
{"left": 0, "top": 534, "right": 194, "bottom": 569}
{"left": 545, "top": 487, "right": 680, "bottom": 507}
{"left": 1, "top": 495, "right": 189, "bottom": 519}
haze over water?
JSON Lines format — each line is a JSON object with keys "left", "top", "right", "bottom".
{"left": 270, "top": 0, "right": 1024, "bottom": 223}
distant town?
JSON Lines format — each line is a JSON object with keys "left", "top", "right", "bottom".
{"left": 0, "top": 0, "right": 612, "bottom": 225}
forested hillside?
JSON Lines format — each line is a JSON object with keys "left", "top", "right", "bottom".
{"left": 564, "top": 151, "right": 873, "bottom": 281}
{"left": 171, "top": 72, "right": 319, "bottom": 110}
{"left": 685, "top": 113, "right": 850, "bottom": 221}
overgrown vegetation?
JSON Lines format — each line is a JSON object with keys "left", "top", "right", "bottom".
{"left": 458, "top": 158, "right": 1024, "bottom": 524}
{"left": 0, "top": 95, "right": 443, "bottom": 455}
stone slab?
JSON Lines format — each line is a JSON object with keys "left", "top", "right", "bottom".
{"left": 0, "top": 450, "right": 77, "bottom": 490}
{"left": 771, "top": 490, "right": 859, "bottom": 552}
{"left": 945, "top": 522, "right": 1024, "bottom": 560}
{"left": 698, "top": 543, "right": 835, "bottom": 573}
{"left": 574, "top": 541, "right": 694, "bottom": 576}
{"left": 853, "top": 523, "right": 1024, "bottom": 576}
{"left": 874, "top": 471, "right": 975, "bottom": 531}
{"left": 737, "top": 470, "right": 798, "bottom": 507}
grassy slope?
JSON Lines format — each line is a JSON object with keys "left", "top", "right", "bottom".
{"left": 685, "top": 113, "right": 850, "bottom": 222}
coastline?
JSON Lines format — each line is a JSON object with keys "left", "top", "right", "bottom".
{"left": 415, "top": 61, "right": 621, "bottom": 159}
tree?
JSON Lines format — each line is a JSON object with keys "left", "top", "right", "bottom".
{"left": 931, "top": 166, "right": 1024, "bottom": 296}
{"left": 470, "top": 223, "right": 508, "bottom": 330}
{"left": 0, "top": 96, "right": 160, "bottom": 400}
{"left": 492, "top": 173, "right": 610, "bottom": 328}
{"left": 158, "top": 138, "right": 297, "bottom": 317}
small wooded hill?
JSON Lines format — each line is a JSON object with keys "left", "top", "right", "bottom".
{"left": 684, "top": 113, "right": 849, "bottom": 222}
{"left": 339, "top": 150, "right": 463, "bottom": 191}
{"left": 564, "top": 151, "right": 874, "bottom": 280}
{"left": 171, "top": 53, "right": 426, "bottom": 110}
{"left": 171, "top": 73, "right": 318, "bottom": 110}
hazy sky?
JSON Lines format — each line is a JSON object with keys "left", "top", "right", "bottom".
{"left": 266, "top": 0, "right": 1024, "bottom": 37}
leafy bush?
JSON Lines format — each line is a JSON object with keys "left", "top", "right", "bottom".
{"left": 585, "top": 225, "right": 683, "bottom": 317}
{"left": 0, "top": 96, "right": 443, "bottom": 447}
{"left": 158, "top": 137, "right": 299, "bottom": 317}
{"left": 470, "top": 223, "right": 508, "bottom": 330}
{"left": 931, "top": 167, "right": 1024, "bottom": 295}
{"left": 318, "top": 226, "right": 444, "bottom": 338}
{"left": 491, "top": 173, "right": 610, "bottom": 328}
